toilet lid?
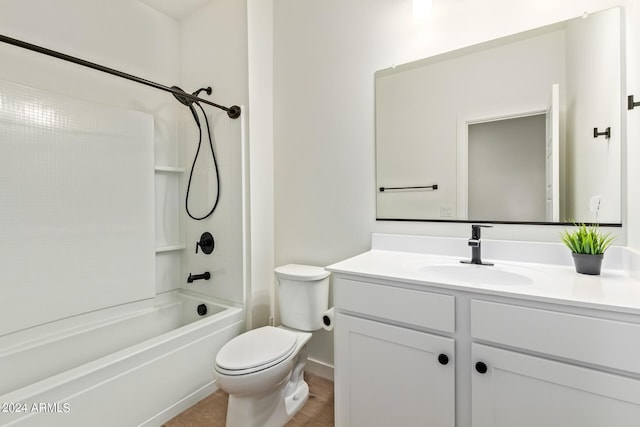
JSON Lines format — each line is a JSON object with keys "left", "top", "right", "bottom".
{"left": 216, "top": 326, "right": 297, "bottom": 372}
{"left": 274, "top": 264, "right": 330, "bottom": 281}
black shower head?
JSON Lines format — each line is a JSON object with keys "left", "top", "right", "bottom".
{"left": 170, "top": 85, "right": 192, "bottom": 106}
{"left": 171, "top": 85, "right": 200, "bottom": 127}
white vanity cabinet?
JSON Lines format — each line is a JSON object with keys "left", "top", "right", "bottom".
{"left": 332, "top": 274, "right": 640, "bottom": 427}
{"left": 471, "top": 343, "right": 640, "bottom": 427}
{"left": 470, "top": 299, "right": 640, "bottom": 427}
{"left": 334, "top": 277, "right": 456, "bottom": 427}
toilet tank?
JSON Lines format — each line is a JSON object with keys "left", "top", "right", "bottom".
{"left": 275, "top": 264, "right": 330, "bottom": 331}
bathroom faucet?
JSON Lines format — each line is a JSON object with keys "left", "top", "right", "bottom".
{"left": 461, "top": 224, "right": 493, "bottom": 266}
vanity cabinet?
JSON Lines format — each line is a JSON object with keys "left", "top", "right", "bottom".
{"left": 470, "top": 299, "right": 640, "bottom": 427}
{"left": 334, "top": 278, "right": 456, "bottom": 427}
{"left": 472, "top": 343, "right": 640, "bottom": 427}
{"left": 333, "top": 275, "right": 640, "bottom": 427}
{"left": 335, "top": 314, "right": 455, "bottom": 427}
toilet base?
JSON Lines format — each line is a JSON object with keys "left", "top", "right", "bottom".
{"left": 225, "top": 347, "right": 310, "bottom": 427}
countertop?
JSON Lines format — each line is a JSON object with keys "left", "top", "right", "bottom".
{"left": 327, "top": 248, "right": 640, "bottom": 316}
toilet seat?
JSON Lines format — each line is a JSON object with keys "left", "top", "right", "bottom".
{"left": 215, "top": 326, "right": 298, "bottom": 376}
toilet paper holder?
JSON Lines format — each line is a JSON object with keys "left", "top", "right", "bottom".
{"left": 322, "top": 307, "right": 335, "bottom": 331}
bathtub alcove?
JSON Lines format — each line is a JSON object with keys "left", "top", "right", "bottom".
{"left": 0, "top": 73, "right": 246, "bottom": 426}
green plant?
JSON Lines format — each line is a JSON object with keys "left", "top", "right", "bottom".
{"left": 561, "top": 224, "right": 615, "bottom": 255}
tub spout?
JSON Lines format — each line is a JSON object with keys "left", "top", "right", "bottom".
{"left": 187, "top": 272, "right": 211, "bottom": 283}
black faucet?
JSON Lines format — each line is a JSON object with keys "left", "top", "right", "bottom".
{"left": 187, "top": 272, "right": 211, "bottom": 283}
{"left": 461, "top": 224, "right": 493, "bottom": 266}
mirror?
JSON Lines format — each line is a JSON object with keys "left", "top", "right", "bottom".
{"left": 375, "top": 7, "right": 623, "bottom": 225}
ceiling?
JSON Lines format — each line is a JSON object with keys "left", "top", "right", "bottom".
{"left": 137, "top": 0, "right": 211, "bottom": 20}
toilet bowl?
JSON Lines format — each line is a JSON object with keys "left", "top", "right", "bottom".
{"left": 214, "top": 264, "right": 330, "bottom": 427}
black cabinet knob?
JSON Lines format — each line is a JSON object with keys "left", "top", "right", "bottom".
{"left": 475, "top": 361, "right": 488, "bottom": 374}
{"left": 438, "top": 353, "right": 449, "bottom": 365}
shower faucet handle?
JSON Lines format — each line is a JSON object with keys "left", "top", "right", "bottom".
{"left": 195, "top": 232, "right": 215, "bottom": 254}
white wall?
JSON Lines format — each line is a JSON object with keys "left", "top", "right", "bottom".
{"left": 247, "top": 0, "right": 276, "bottom": 328}
{"left": 627, "top": 0, "right": 640, "bottom": 249}
{"left": 272, "top": 0, "right": 629, "bottom": 369}
{"left": 565, "top": 7, "right": 622, "bottom": 223}
{"left": 0, "top": 0, "right": 180, "bottom": 108}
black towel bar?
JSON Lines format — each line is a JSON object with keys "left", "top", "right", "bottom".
{"left": 379, "top": 184, "right": 438, "bottom": 192}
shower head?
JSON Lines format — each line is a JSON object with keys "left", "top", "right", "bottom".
{"left": 171, "top": 85, "right": 200, "bottom": 127}
{"left": 170, "top": 85, "right": 192, "bottom": 106}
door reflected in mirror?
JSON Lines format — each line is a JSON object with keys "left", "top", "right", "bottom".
{"left": 467, "top": 114, "right": 546, "bottom": 221}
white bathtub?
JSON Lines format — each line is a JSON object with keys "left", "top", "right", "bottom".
{"left": 0, "top": 290, "right": 244, "bottom": 427}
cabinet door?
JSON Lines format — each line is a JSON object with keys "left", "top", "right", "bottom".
{"left": 335, "top": 313, "right": 455, "bottom": 427}
{"left": 472, "top": 343, "right": 640, "bottom": 427}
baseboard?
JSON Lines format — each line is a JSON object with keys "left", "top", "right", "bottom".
{"left": 306, "top": 357, "right": 334, "bottom": 381}
{"left": 140, "top": 380, "right": 220, "bottom": 426}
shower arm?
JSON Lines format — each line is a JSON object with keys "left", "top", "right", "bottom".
{"left": 0, "top": 33, "right": 241, "bottom": 119}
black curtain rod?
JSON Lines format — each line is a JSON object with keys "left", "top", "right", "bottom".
{"left": 0, "top": 33, "right": 241, "bottom": 119}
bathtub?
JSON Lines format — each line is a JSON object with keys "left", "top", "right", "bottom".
{"left": 0, "top": 290, "right": 244, "bottom": 427}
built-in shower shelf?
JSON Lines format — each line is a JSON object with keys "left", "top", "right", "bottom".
{"left": 155, "top": 244, "right": 186, "bottom": 253}
{"left": 154, "top": 166, "right": 185, "bottom": 173}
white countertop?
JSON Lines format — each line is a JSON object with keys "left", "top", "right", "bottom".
{"left": 326, "top": 236, "right": 640, "bottom": 316}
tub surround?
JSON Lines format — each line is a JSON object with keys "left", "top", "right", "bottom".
{"left": 328, "top": 233, "right": 640, "bottom": 426}
{"left": 0, "top": 80, "right": 156, "bottom": 337}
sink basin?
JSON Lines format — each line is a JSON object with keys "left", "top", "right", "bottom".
{"left": 417, "top": 263, "right": 534, "bottom": 286}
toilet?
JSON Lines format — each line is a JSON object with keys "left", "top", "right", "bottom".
{"left": 214, "top": 264, "right": 330, "bottom": 427}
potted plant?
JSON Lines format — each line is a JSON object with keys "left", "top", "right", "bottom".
{"left": 561, "top": 223, "right": 615, "bottom": 275}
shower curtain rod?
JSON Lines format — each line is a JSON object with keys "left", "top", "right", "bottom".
{"left": 0, "top": 33, "right": 241, "bottom": 119}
